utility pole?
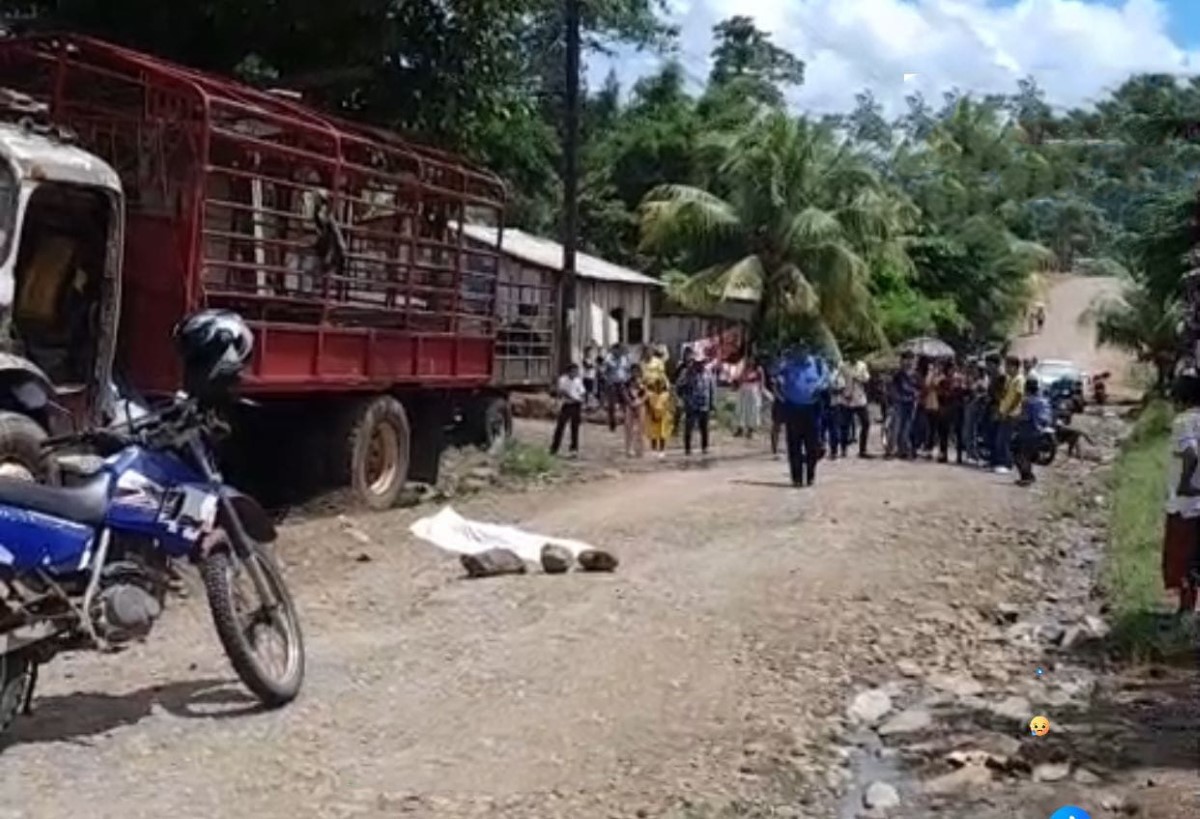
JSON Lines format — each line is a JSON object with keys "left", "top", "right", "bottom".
{"left": 558, "top": 0, "right": 581, "bottom": 373}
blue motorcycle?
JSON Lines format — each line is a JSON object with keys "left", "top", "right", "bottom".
{"left": 0, "top": 393, "right": 305, "bottom": 739}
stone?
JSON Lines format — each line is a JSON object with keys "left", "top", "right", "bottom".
{"left": 469, "top": 465, "right": 499, "bottom": 483}
{"left": 460, "top": 549, "right": 527, "bottom": 578}
{"left": 896, "top": 660, "right": 923, "bottom": 678}
{"left": 540, "top": 544, "right": 574, "bottom": 574}
{"left": 993, "top": 602, "right": 1022, "bottom": 623}
{"left": 986, "top": 695, "right": 1031, "bottom": 726}
{"left": 1073, "top": 767, "right": 1102, "bottom": 785}
{"left": 863, "top": 781, "right": 901, "bottom": 811}
{"left": 877, "top": 707, "right": 933, "bottom": 737}
{"left": 928, "top": 673, "right": 984, "bottom": 698}
{"left": 1033, "top": 762, "right": 1071, "bottom": 783}
{"left": 1083, "top": 614, "right": 1111, "bottom": 639}
{"left": 848, "top": 689, "right": 894, "bottom": 726}
{"left": 923, "top": 764, "right": 992, "bottom": 795}
{"left": 577, "top": 549, "right": 619, "bottom": 572}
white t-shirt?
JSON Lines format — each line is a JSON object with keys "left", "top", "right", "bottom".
{"left": 844, "top": 361, "right": 870, "bottom": 408}
{"left": 557, "top": 374, "right": 586, "bottom": 403}
{"left": 1167, "top": 409, "right": 1200, "bottom": 518}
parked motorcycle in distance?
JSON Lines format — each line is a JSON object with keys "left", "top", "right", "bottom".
{"left": 0, "top": 311, "right": 305, "bottom": 741}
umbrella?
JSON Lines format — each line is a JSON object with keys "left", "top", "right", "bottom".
{"left": 897, "top": 336, "right": 956, "bottom": 360}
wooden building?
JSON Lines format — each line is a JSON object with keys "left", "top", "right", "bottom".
{"left": 461, "top": 224, "right": 662, "bottom": 383}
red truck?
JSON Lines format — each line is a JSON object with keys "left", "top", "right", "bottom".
{"left": 0, "top": 34, "right": 542, "bottom": 508}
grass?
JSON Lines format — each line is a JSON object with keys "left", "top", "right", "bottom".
{"left": 1104, "top": 399, "right": 1197, "bottom": 661}
{"left": 498, "top": 439, "right": 559, "bottom": 479}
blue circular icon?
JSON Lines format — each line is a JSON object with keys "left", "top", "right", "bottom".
{"left": 1050, "top": 808, "right": 1091, "bottom": 819}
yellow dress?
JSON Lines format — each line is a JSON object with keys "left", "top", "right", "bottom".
{"left": 646, "top": 390, "right": 674, "bottom": 441}
{"left": 643, "top": 355, "right": 667, "bottom": 389}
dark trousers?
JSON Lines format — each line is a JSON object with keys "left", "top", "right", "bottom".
{"left": 605, "top": 382, "right": 626, "bottom": 432}
{"left": 784, "top": 403, "right": 821, "bottom": 485}
{"left": 840, "top": 405, "right": 870, "bottom": 456}
{"left": 1013, "top": 432, "right": 1036, "bottom": 481}
{"left": 684, "top": 410, "right": 710, "bottom": 454}
{"left": 934, "top": 406, "right": 963, "bottom": 462}
{"left": 992, "top": 419, "right": 1014, "bottom": 468}
{"left": 550, "top": 402, "right": 581, "bottom": 454}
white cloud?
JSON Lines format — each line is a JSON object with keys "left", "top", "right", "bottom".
{"left": 590, "top": 0, "right": 1200, "bottom": 115}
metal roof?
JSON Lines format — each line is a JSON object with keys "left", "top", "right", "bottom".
{"left": 461, "top": 223, "right": 662, "bottom": 288}
{"left": 0, "top": 122, "right": 121, "bottom": 192}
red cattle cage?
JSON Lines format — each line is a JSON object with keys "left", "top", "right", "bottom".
{"left": 0, "top": 33, "right": 506, "bottom": 394}
{"left": 0, "top": 34, "right": 514, "bottom": 507}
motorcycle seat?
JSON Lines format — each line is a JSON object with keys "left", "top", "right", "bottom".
{"left": 0, "top": 473, "right": 111, "bottom": 525}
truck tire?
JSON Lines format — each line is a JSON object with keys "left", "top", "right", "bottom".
{"left": 0, "top": 412, "right": 52, "bottom": 483}
{"left": 480, "top": 396, "right": 512, "bottom": 455}
{"left": 335, "top": 396, "right": 411, "bottom": 510}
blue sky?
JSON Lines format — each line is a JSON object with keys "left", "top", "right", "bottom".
{"left": 589, "top": 0, "right": 1200, "bottom": 115}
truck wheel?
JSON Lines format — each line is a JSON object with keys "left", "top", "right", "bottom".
{"left": 0, "top": 412, "right": 52, "bottom": 483}
{"left": 480, "top": 396, "right": 512, "bottom": 455}
{"left": 337, "top": 397, "right": 411, "bottom": 510}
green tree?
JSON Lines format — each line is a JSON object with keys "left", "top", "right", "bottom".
{"left": 638, "top": 112, "right": 908, "bottom": 349}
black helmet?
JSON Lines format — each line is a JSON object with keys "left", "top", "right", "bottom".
{"left": 172, "top": 310, "right": 253, "bottom": 402}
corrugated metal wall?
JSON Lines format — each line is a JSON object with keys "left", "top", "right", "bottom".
{"left": 570, "top": 278, "right": 654, "bottom": 365}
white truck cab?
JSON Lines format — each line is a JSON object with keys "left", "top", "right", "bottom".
{"left": 0, "top": 119, "right": 124, "bottom": 476}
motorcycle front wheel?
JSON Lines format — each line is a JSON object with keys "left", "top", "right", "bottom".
{"left": 1035, "top": 437, "right": 1057, "bottom": 466}
{"left": 200, "top": 538, "right": 305, "bottom": 707}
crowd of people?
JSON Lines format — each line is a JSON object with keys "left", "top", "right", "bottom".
{"left": 548, "top": 342, "right": 1058, "bottom": 491}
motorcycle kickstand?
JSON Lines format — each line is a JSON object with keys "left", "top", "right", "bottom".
{"left": 21, "top": 662, "right": 38, "bottom": 715}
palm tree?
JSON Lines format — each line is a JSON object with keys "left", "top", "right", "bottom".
{"left": 1084, "top": 283, "right": 1180, "bottom": 389}
{"left": 637, "top": 112, "right": 910, "bottom": 350}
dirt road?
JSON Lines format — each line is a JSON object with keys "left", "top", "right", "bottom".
{"left": 1013, "top": 273, "right": 1133, "bottom": 391}
{"left": 0, "top": 277, "right": 1123, "bottom": 818}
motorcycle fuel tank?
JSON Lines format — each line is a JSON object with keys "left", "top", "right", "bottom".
{"left": 0, "top": 504, "right": 94, "bottom": 573}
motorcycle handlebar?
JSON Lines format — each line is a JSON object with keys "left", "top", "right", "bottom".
{"left": 41, "top": 397, "right": 216, "bottom": 454}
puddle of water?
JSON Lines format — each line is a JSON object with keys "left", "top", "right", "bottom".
{"left": 837, "top": 730, "right": 910, "bottom": 819}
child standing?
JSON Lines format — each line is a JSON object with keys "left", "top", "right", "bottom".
{"left": 623, "top": 364, "right": 647, "bottom": 458}
{"left": 1013, "top": 377, "right": 1051, "bottom": 486}
{"left": 645, "top": 379, "right": 674, "bottom": 458}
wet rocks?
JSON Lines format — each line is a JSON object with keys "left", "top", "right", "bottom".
{"left": 927, "top": 673, "right": 983, "bottom": 698}
{"left": 461, "top": 548, "right": 527, "bottom": 578}
{"left": 1032, "top": 762, "right": 1071, "bottom": 783}
{"left": 540, "top": 544, "right": 574, "bottom": 574}
{"left": 848, "top": 689, "right": 894, "bottom": 726}
{"left": 877, "top": 707, "right": 932, "bottom": 738}
{"left": 923, "top": 764, "right": 993, "bottom": 795}
{"left": 863, "top": 781, "right": 900, "bottom": 811}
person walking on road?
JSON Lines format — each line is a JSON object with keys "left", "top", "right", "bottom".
{"left": 993, "top": 355, "right": 1024, "bottom": 474}
{"left": 733, "top": 353, "right": 766, "bottom": 439}
{"left": 887, "top": 352, "right": 918, "bottom": 459}
{"left": 962, "top": 360, "right": 988, "bottom": 465}
{"left": 934, "top": 359, "right": 965, "bottom": 464}
{"left": 840, "top": 358, "right": 872, "bottom": 458}
{"left": 778, "top": 349, "right": 827, "bottom": 487}
{"left": 645, "top": 377, "right": 674, "bottom": 458}
{"left": 549, "top": 363, "right": 585, "bottom": 456}
{"left": 602, "top": 343, "right": 631, "bottom": 432}
{"left": 1163, "top": 370, "right": 1200, "bottom": 614}
{"left": 623, "top": 363, "right": 647, "bottom": 458}
{"left": 678, "top": 358, "right": 716, "bottom": 456}
{"left": 1013, "top": 376, "right": 1051, "bottom": 486}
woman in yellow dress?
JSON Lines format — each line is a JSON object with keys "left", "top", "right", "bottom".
{"left": 645, "top": 377, "right": 674, "bottom": 458}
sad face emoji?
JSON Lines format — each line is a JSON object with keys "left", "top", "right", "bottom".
{"left": 1029, "top": 715, "right": 1050, "bottom": 737}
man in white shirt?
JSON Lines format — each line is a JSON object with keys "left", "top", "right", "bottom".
{"left": 1164, "top": 372, "right": 1200, "bottom": 612}
{"left": 840, "top": 359, "right": 872, "bottom": 458}
{"left": 550, "top": 363, "right": 586, "bottom": 456}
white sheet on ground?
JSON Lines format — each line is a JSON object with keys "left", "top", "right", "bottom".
{"left": 409, "top": 506, "right": 595, "bottom": 563}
